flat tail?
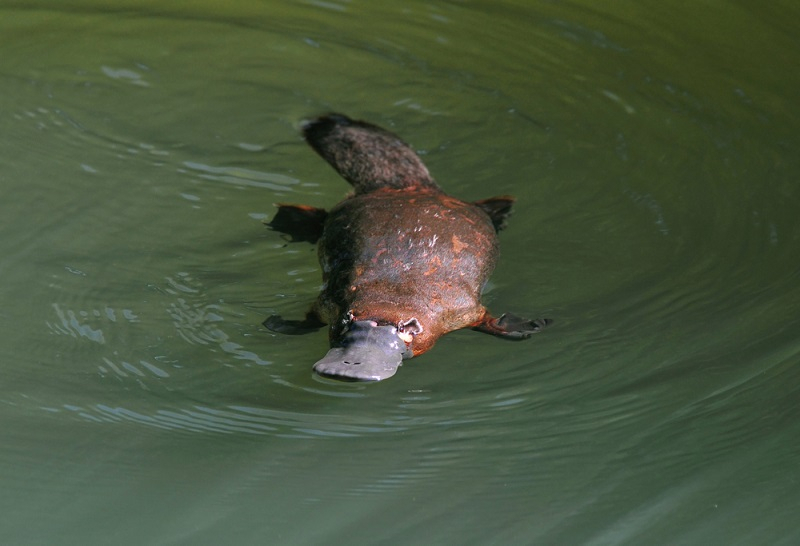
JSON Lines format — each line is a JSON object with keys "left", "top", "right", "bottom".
{"left": 302, "top": 113, "right": 441, "bottom": 194}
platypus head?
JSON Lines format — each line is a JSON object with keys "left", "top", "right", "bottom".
{"left": 313, "top": 320, "right": 414, "bottom": 381}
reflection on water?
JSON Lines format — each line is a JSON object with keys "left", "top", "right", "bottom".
{"left": 181, "top": 161, "right": 301, "bottom": 191}
{"left": 48, "top": 303, "right": 109, "bottom": 344}
{"left": 1, "top": 0, "right": 799, "bottom": 544}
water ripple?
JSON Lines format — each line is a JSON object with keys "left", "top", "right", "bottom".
{"left": 54, "top": 403, "right": 412, "bottom": 438}
{"left": 181, "top": 161, "right": 300, "bottom": 191}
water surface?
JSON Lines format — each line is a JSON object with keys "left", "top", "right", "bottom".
{"left": 1, "top": 1, "right": 799, "bottom": 544}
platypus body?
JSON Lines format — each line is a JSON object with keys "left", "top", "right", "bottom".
{"left": 266, "top": 114, "right": 549, "bottom": 381}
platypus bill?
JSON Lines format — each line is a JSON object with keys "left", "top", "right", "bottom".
{"left": 265, "top": 113, "right": 550, "bottom": 381}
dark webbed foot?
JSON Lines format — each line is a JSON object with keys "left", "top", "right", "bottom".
{"left": 473, "top": 313, "right": 551, "bottom": 340}
{"left": 473, "top": 196, "right": 515, "bottom": 232}
{"left": 264, "top": 313, "right": 326, "bottom": 335}
{"left": 266, "top": 204, "right": 328, "bottom": 244}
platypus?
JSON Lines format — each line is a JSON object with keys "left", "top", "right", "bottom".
{"left": 265, "top": 113, "right": 550, "bottom": 381}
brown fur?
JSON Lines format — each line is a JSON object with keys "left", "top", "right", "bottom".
{"left": 266, "top": 113, "right": 549, "bottom": 368}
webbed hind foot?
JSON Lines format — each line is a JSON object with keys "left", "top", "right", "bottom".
{"left": 473, "top": 196, "right": 515, "bottom": 232}
{"left": 266, "top": 204, "right": 328, "bottom": 244}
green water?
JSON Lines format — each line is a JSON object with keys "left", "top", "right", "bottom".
{"left": 2, "top": 1, "right": 799, "bottom": 544}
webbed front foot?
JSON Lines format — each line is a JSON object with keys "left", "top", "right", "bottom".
{"left": 473, "top": 312, "right": 551, "bottom": 340}
{"left": 264, "top": 313, "right": 326, "bottom": 335}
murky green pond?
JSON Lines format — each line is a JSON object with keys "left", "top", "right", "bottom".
{"left": 2, "top": 1, "right": 799, "bottom": 544}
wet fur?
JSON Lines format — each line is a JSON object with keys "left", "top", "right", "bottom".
{"left": 266, "top": 114, "right": 549, "bottom": 371}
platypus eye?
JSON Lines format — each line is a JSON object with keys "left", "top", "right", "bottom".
{"left": 398, "top": 317, "right": 423, "bottom": 335}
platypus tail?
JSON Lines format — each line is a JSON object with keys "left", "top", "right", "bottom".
{"left": 302, "top": 113, "right": 442, "bottom": 194}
